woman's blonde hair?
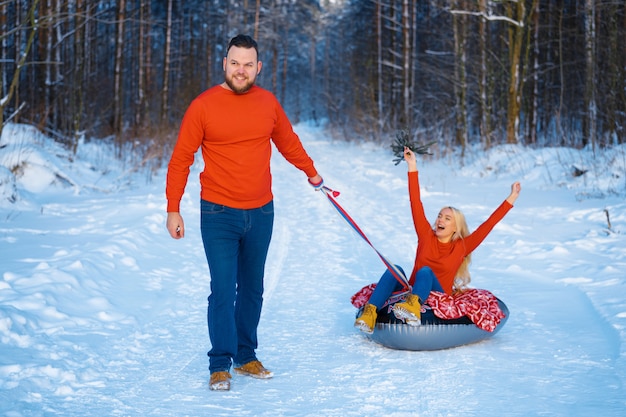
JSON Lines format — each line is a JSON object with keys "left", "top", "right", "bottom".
{"left": 434, "top": 206, "right": 471, "bottom": 292}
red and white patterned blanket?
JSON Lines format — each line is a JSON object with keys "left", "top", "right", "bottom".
{"left": 350, "top": 284, "right": 505, "bottom": 332}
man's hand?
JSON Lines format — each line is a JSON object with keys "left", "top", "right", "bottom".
{"left": 308, "top": 175, "right": 324, "bottom": 191}
{"left": 167, "top": 212, "right": 185, "bottom": 239}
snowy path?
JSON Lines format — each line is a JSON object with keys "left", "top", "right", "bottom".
{"left": 1, "top": 126, "right": 625, "bottom": 416}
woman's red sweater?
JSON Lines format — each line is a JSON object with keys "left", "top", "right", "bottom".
{"left": 408, "top": 171, "right": 513, "bottom": 294}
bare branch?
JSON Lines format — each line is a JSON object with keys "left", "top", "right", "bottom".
{"left": 449, "top": 9, "right": 524, "bottom": 28}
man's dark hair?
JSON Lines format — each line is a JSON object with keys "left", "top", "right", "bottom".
{"left": 227, "top": 34, "right": 259, "bottom": 58}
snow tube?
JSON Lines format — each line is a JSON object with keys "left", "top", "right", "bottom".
{"left": 360, "top": 298, "right": 509, "bottom": 351}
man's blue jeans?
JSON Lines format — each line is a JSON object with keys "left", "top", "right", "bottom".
{"left": 200, "top": 199, "right": 274, "bottom": 373}
{"left": 368, "top": 266, "right": 443, "bottom": 309}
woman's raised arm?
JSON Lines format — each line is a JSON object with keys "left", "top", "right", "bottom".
{"left": 506, "top": 182, "right": 522, "bottom": 205}
{"left": 404, "top": 146, "right": 418, "bottom": 172}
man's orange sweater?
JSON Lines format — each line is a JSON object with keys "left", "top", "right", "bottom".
{"left": 166, "top": 85, "right": 318, "bottom": 212}
{"left": 407, "top": 171, "right": 513, "bottom": 294}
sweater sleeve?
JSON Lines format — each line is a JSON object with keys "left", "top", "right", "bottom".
{"left": 408, "top": 171, "right": 433, "bottom": 239}
{"left": 165, "top": 99, "right": 204, "bottom": 212}
{"left": 269, "top": 100, "right": 318, "bottom": 178}
{"left": 462, "top": 200, "right": 513, "bottom": 254}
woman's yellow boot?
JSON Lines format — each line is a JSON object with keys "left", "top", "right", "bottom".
{"left": 392, "top": 294, "right": 422, "bottom": 325}
{"left": 354, "top": 304, "right": 377, "bottom": 334}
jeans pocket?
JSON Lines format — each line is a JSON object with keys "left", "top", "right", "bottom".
{"left": 259, "top": 200, "right": 274, "bottom": 215}
{"left": 201, "top": 200, "right": 225, "bottom": 214}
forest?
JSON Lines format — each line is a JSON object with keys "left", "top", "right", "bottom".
{"left": 1, "top": 0, "right": 625, "bottom": 159}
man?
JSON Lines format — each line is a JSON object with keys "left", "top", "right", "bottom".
{"left": 166, "top": 34, "right": 323, "bottom": 391}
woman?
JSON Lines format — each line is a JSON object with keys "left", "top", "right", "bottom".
{"left": 355, "top": 147, "right": 521, "bottom": 334}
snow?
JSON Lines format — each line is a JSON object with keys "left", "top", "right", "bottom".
{"left": 1, "top": 121, "right": 625, "bottom": 416}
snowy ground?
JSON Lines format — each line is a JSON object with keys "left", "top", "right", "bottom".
{"left": 1, "top": 122, "right": 625, "bottom": 416}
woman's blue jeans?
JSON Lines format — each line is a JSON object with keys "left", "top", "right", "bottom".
{"left": 200, "top": 199, "right": 274, "bottom": 373}
{"left": 368, "top": 266, "right": 443, "bottom": 309}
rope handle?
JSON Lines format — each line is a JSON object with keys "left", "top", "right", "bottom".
{"left": 319, "top": 185, "right": 410, "bottom": 290}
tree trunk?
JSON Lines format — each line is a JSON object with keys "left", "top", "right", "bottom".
{"left": 0, "top": 0, "right": 40, "bottom": 136}
{"left": 272, "top": 43, "right": 278, "bottom": 94}
{"left": 113, "top": 0, "right": 126, "bottom": 141}
{"left": 71, "top": 0, "right": 85, "bottom": 155}
{"left": 528, "top": 0, "right": 539, "bottom": 145}
{"left": 135, "top": 0, "right": 146, "bottom": 129}
{"left": 556, "top": 3, "right": 565, "bottom": 145}
{"left": 43, "top": 0, "right": 53, "bottom": 129}
{"left": 583, "top": 0, "right": 596, "bottom": 150}
{"left": 282, "top": 39, "right": 288, "bottom": 108}
{"left": 309, "top": 34, "right": 317, "bottom": 123}
{"left": 144, "top": 0, "right": 153, "bottom": 119}
{"left": 478, "top": 0, "right": 492, "bottom": 148}
{"left": 53, "top": 0, "right": 62, "bottom": 130}
{"left": 505, "top": 0, "right": 525, "bottom": 145}
{"left": 376, "top": 0, "right": 383, "bottom": 133}
{"left": 254, "top": 0, "right": 260, "bottom": 40}
{"left": 0, "top": 2, "right": 6, "bottom": 95}
{"left": 402, "top": 0, "right": 411, "bottom": 126}
{"left": 452, "top": 0, "right": 468, "bottom": 155}
{"left": 160, "top": 0, "right": 172, "bottom": 125}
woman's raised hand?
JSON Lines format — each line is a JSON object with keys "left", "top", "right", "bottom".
{"left": 404, "top": 146, "right": 418, "bottom": 172}
{"left": 506, "top": 181, "right": 521, "bottom": 205}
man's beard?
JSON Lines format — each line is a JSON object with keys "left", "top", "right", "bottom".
{"left": 225, "top": 75, "right": 255, "bottom": 94}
